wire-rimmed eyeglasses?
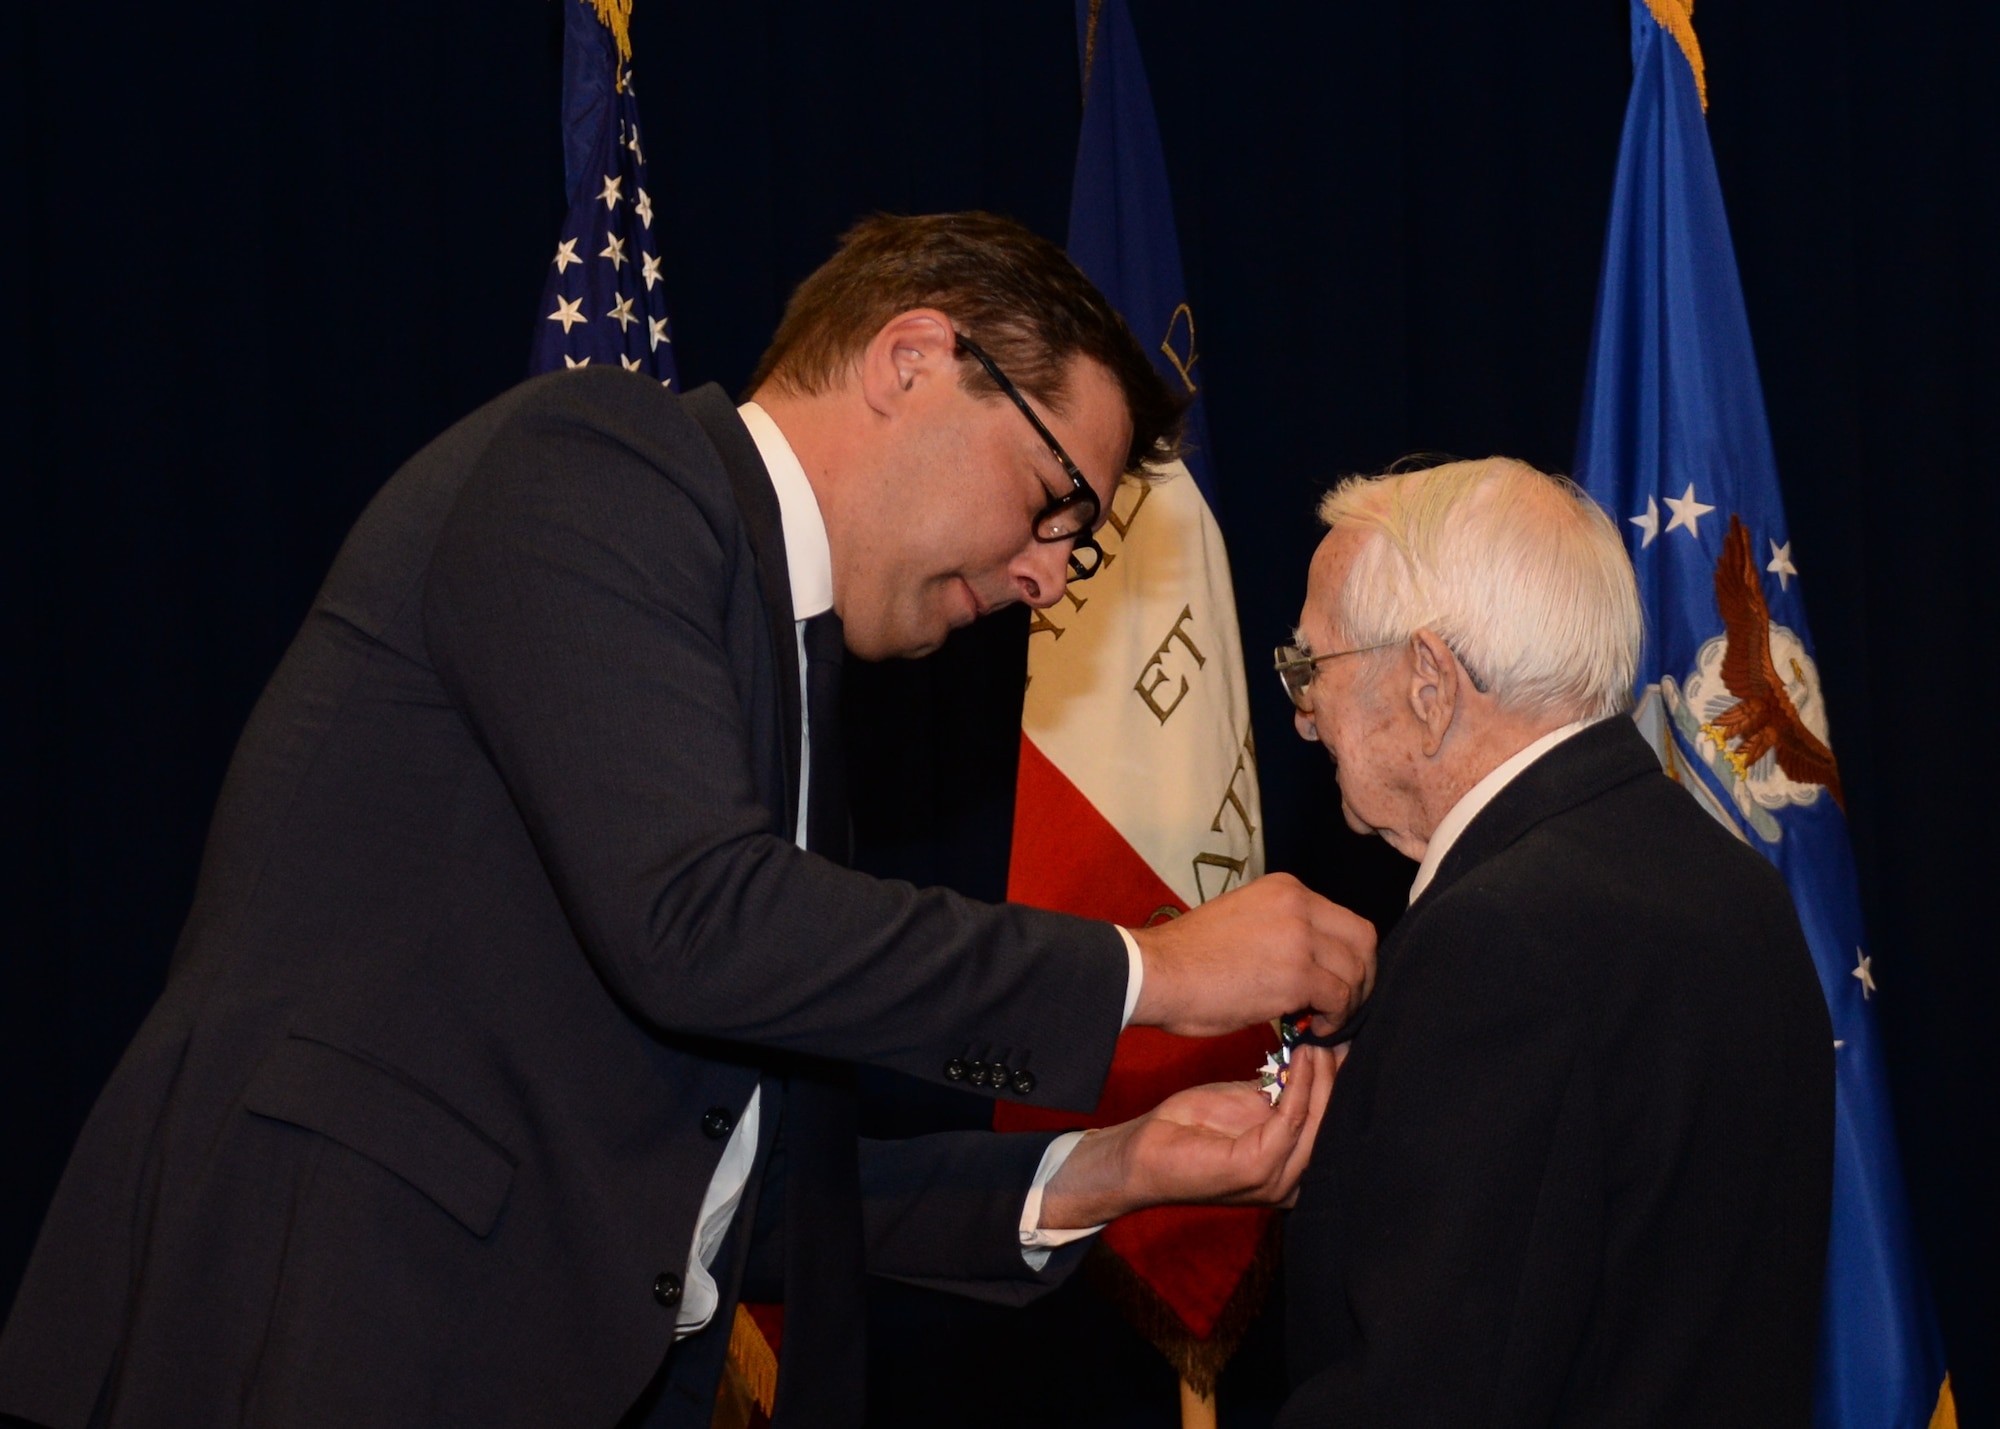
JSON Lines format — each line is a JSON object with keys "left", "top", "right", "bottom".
{"left": 1273, "top": 640, "right": 1398, "bottom": 712}
{"left": 953, "top": 332, "right": 1107, "bottom": 583}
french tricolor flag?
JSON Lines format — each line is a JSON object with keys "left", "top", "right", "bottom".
{"left": 997, "top": 0, "right": 1275, "bottom": 1403}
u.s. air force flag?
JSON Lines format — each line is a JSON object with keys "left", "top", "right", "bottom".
{"left": 1575, "top": 4, "right": 1954, "bottom": 1425}
{"left": 529, "top": 0, "right": 675, "bottom": 384}
{"left": 993, "top": 0, "right": 1272, "bottom": 1403}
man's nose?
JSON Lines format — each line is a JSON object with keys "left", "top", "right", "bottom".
{"left": 1011, "top": 540, "right": 1072, "bottom": 609}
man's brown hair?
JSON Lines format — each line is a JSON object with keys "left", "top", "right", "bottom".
{"left": 747, "top": 212, "right": 1185, "bottom": 477}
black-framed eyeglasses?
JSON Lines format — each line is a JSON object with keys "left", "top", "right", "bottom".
{"left": 1273, "top": 640, "right": 1399, "bottom": 712}
{"left": 953, "top": 332, "right": 1107, "bottom": 582}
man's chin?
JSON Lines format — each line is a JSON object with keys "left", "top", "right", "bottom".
{"left": 877, "top": 619, "right": 950, "bottom": 661}
{"left": 879, "top": 593, "right": 999, "bottom": 660}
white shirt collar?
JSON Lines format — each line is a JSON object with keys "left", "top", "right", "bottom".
{"left": 736, "top": 401, "right": 833, "bottom": 621}
{"left": 1406, "top": 719, "right": 1595, "bottom": 905}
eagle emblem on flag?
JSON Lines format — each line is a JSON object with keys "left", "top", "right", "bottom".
{"left": 1708, "top": 514, "right": 1845, "bottom": 811}
{"left": 1635, "top": 512, "right": 1845, "bottom": 844}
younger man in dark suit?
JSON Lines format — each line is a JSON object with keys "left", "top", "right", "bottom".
{"left": 0, "top": 214, "right": 1362, "bottom": 1428}
{"left": 1277, "top": 458, "right": 1832, "bottom": 1428}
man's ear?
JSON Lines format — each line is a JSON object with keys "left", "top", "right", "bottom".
{"left": 1406, "top": 628, "right": 1460, "bottom": 758}
{"left": 859, "top": 308, "right": 959, "bottom": 418}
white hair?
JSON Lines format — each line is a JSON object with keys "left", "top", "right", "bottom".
{"left": 1314, "top": 457, "right": 1642, "bottom": 721}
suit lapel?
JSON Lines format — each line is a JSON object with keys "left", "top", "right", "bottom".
{"left": 681, "top": 384, "right": 804, "bottom": 837}
{"left": 1341, "top": 721, "right": 1663, "bottom": 1041}
{"left": 1415, "top": 716, "right": 1663, "bottom": 911}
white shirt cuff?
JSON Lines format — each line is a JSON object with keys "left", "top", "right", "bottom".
{"left": 674, "top": 1085, "right": 761, "bottom": 1338}
{"left": 1017, "top": 1129, "right": 1106, "bottom": 1270}
{"left": 1116, "top": 925, "right": 1143, "bottom": 1029}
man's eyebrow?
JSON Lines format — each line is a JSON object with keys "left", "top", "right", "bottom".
{"left": 1291, "top": 625, "right": 1312, "bottom": 654}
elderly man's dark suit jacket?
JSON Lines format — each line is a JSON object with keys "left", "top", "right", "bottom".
{"left": 0, "top": 371, "right": 1128, "bottom": 1429}
{"left": 1281, "top": 717, "right": 1833, "bottom": 1429}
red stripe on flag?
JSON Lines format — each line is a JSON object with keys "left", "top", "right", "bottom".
{"left": 1001, "top": 734, "right": 1279, "bottom": 1340}
{"left": 1007, "top": 733, "right": 1186, "bottom": 926}
{"left": 1103, "top": 1205, "right": 1272, "bottom": 1340}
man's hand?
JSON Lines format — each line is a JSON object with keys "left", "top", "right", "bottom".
{"left": 1038, "top": 1044, "right": 1342, "bottom": 1229}
{"left": 1129, "top": 873, "right": 1376, "bottom": 1038}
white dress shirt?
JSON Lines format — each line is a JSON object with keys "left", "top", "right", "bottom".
{"left": 674, "top": 404, "right": 1142, "bottom": 1332}
{"left": 1405, "top": 719, "right": 1595, "bottom": 907}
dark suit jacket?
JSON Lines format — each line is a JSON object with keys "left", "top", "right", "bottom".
{"left": 1281, "top": 717, "right": 1833, "bottom": 1429}
{"left": 0, "top": 372, "right": 1128, "bottom": 1429}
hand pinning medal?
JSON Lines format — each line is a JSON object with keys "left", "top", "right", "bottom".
{"left": 1260, "top": 1006, "right": 1365, "bottom": 1104}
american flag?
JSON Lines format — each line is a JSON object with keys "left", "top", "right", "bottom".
{"left": 529, "top": 0, "right": 676, "bottom": 385}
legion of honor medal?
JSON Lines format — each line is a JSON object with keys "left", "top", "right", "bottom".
{"left": 1258, "top": 1012, "right": 1315, "bottom": 1106}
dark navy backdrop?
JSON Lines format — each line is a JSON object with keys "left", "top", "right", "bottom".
{"left": 6, "top": 1, "right": 1993, "bottom": 1424}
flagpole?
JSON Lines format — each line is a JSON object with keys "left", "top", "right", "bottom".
{"left": 1179, "top": 1377, "right": 1217, "bottom": 1429}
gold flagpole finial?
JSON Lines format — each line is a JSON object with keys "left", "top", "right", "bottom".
{"left": 1644, "top": 0, "right": 1707, "bottom": 110}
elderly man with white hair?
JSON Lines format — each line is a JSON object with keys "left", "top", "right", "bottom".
{"left": 1275, "top": 458, "right": 1834, "bottom": 1429}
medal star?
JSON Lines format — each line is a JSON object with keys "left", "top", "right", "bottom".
{"left": 1662, "top": 482, "right": 1717, "bottom": 540}
{"left": 648, "top": 314, "right": 671, "bottom": 351}
{"left": 598, "top": 174, "right": 623, "bottom": 210}
{"left": 640, "top": 251, "right": 663, "bottom": 291}
{"left": 552, "top": 237, "right": 581, "bottom": 273}
{"left": 607, "top": 294, "right": 638, "bottom": 331}
{"left": 546, "top": 294, "right": 587, "bottom": 332}
{"left": 563, "top": 354, "right": 590, "bottom": 368}
{"left": 600, "top": 232, "right": 628, "bottom": 270}
{"left": 1767, "top": 538, "right": 1798, "bottom": 591}
{"left": 1258, "top": 1054, "right": 1284, "bottom": 1106}
{"left": 620, "top": 354, "right": 642, "bottom": 372}
{"left": 1630, "top": 495, "right": 1661, "bottom": 548}
{"left": 635, "top": 188, "right": 653, "bottom": 230}
{"left": 1852, "top": 948, "right": 1875, "bottom": 999}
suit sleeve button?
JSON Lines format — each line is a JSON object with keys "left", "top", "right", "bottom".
{"left": 944, "top": 1058, "right": 967, "bottom": 1081}
{"left": 967, "top": 1061, "right": 990, "bottom": 1087}
{"left": 988, "top": 1063, "right": 1011, "bottom": 1090}
{"left": 701, "top": 1107, "right": 736, "bottom": 1140}
{"left": 653, "top": 1272, "right": 683, "bottom": 1308}
{"left": 1010, "top": 1069, "right": 1035, "bottom": 1096}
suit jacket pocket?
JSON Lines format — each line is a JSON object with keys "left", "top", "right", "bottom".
{"left": 243, "top": 1036, "right": 516, "bottom": 1237}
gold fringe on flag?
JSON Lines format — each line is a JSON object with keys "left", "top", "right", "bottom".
{"left": 1930, "top": 1373, "right": 1959, "bottom": 1429}
{"left": 1643, "top": 0, "right": 1708, "bottom": 111}
{"left": 711, "top": 1304, "right": 778, "bottom": 1429}
{"left": 1081, "top": 1216, "right": 1282, "bottom": 1401}
{"left": 1083, "top": 0, "right": 1106, "bottom": 91}
{"left": 587, "top": 0, "right": 634, "bottom": 66}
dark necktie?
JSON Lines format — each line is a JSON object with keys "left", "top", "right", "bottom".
{"left": 770, "top": 608, "right": 864, "bottom": 1425}
{"left": 801, "top": 611, "right": 850, "bottom": 864}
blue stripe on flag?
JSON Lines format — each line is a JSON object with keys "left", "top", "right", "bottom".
{"left": 1066, "top": 0, "right": 1215, "bottom": 508}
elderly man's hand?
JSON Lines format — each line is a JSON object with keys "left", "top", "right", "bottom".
{"left": 1128, "top": 874, "right": 1376, "bottom": 1039}
{"left": 1038, "top": 1045, "right": 1343, "bottom": 1229}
